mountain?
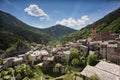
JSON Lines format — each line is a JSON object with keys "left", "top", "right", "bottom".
{"left": 42, "top": 24, "right": 76, "bottom": 39}
{"left": 0, "top": 10, "right": 47, "bottom": 35}
{"left": 0, "top": 11, "right": 48, "bottom": 57}
{"left": 0, "top": 10, "right": 51, "bottom": 44}
{"left": 0, "top": 10, "right": 50, "bottom": 55}
{"left": 0, "top": 30, "right": 30, "bottom": 58}
{"left": 0, "top": 10, "right": 76, "bottom": 41}
{"left": 0, "top": 10, "right": 76, "bottom": 53}
{"left": 62, "top": 8, "right": 120, "bottom": 43}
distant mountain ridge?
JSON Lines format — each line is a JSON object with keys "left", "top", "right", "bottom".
{"left": 62, "top": 8, "right": 120, "bottom": 43}
{"left": 0, "top": 10, "right": 76, "bottom": 41}
{"left": 42, "top": 24, "right": 76, "bottom": 39}
{"left": 0, "top": 10, "right": 44, "bottom": 35}
{"left": 0, "top": 10, "right": 76, "bottom": 52}
{"left": 0, "top": 10, "right": 50, "bottom": 44}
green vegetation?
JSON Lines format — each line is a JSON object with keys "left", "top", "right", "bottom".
{"left": 0, "top": 6, "right": 119, "bottom": 80}
{"left": 42, "top": 24, "right": 76, "bottom": 39}
{"left": 0, "top": 64, "right": 53, "bottom": 80}
{"left": 0, "top": 10, "right": 50, "bottom": 44}
{"left": 48, "top": 40, "right": 62, "bottom": 48}
{"left": 86, "top": 74, "right": 100, "bottom": 80}
{"left": 69, "top": 48, "right": 79, "bottom": 62}
{"left": 0, "top": 58, "right": 3, "bottom": 65}
{"left": 54, "top": 71, "right": 80, "bottom": 80}
{"left": 0, "top": 31, "right": 30, "bottom": 57}
{"left": 2, "top": 25, "right": 50, "bottom": 44}
{"left": 0, "top": 10, "right": 76, "bottom": 55}
{"left": 79, "top": 56, "right": 86, "bottom": 67}
{"left": 0, "top": 63, "right": 80, "bottom": 80}
{"left": 64, "top": 71, "right": 80, "bottom": 80}
{"left": 0, "top": 31, "right": 22, "bottom": 51}
{"left": 62, "top": 8, "right": 120, "bottom": 43}
{"left": 68, "top": 48, "right": 100, "bottom": 69}
{"left": 87, "top": 54, "right": 100, "bottom": 66}
{"left": 0, "top": 10, "right": 76, "bottom": 45}
{"left": 0, "top": 48, "right": 100, "bottom": 80}
{"left": 69, "top": 48, "right": 86, "bottom": 67}
{"left": 71, "top": 58, "right": 79, "bottom": 67}
{"left": 65, "top": 65, "right": 72, "bottom": 73}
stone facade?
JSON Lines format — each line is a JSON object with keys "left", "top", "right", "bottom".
{"left": 100, "top": 41, "right": 120, "bottom": 64}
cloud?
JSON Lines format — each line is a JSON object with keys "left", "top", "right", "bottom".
{"left": 56, "top": 15, "right": 89, "bottom": 27}
{"left": 39, "top": 16, "right": 50, "bottom": 21}
{"left": 24, "top": 4, "right": 48, "bottom": 18}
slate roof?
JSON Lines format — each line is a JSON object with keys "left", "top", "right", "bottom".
{"left": 81, "top": 61, "right": 120, "bottom": 80}
{"left": 95, "top": 61, "right": 120, "bottom": 76}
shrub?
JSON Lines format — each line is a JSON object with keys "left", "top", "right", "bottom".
{"left": 71, "top": 58, "right": 79, "bottom": 67}
{"left": 87, "top": 74, "right": 100, "bottom": 80}
{"left": 69, "top": 48, "right": 79, "bottom": 62}
{"left": 87, "top": 54, "right": 99, "bottom": 66}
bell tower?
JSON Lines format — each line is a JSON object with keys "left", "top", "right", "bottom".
{"left": 92, "top": 24, "right": 96, "bottom": 40}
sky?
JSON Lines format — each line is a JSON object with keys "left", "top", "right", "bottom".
{"left": 0, "top": 0, "right": 120, "bottom": 30}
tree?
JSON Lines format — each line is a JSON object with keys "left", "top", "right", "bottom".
{"left": 23, "top": 77, "right": 30, "bottom": 80}
{"left": 69, "top": 48, "right": 79, "bottom": 62}
{"left": 16, "top": 73, "right": 22, "bottom": 80}
{"left": 7, "top": 68, "right": 14, "bottom": 76}
{"left": 1, "top": 71, "right": 8, "bottom": 77}
{"left": 79, "top": 56, "right": 86, "bottom": 67}
{"left": 71, "top": 58, "right": 79, "bottom": 67}
{"left": 87, "top": 74, "right": 100, "bottom": 80}
{"left": 15, "top": 64, "right": 34, "bottom": 79}
{"left": 0, "top": 58, "right": 3, "bottom": 65}
{"left": 65, "top": 65, "right": 72, "bottom": 73}
{"left": 87, "top": 54, "right": 99, "bottom": 66}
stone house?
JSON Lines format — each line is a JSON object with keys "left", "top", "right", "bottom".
{"left": 42, "top": 56, "right": 55, "bottom": 66}
{"left": 13, "top": 57, "right": 23, "bottom": 66}
{"left": 2, "top": 56, "right": 24, "bottom": 69}
{"left": 53, "top": 63, "right": 65, "bottom": 74}
{"left": 3, "top": 58, "right": 14, "bottom": 69}
{"left": 79, "top": 45, "right": 89, "bottom": 57}
{"left": 54, "top": 50, "right": 71, "bottom": 63}
{"left": 54, "top": 51, "right": 65, "bottom": 62}
{"left": 63, "top": 50, "right": 70, "bottom": 60}
{"left": 28, "top": 53, "right": 36, "bottom": 65}
{"left": 100, "top": 44, "right": 107, "bottom": 59}
{"left": 18, "top": 54, "right": 27, "bottom": 62}
{"left": 67, "top": 42, "right": 89, "bottom": 56}
{"left": 77, "top": 39, "right": 87, "bottom": 45}
{"left": 27, "top": 49, "right": 49, "bottom": 65}
{"left": 100, "top": 41, "right": 120, "bottom": 64}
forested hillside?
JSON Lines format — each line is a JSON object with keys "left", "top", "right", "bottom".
{"left": 0, "top": 10, "right": 76, "bottom": 55}
{"left": 62, "top": 8, "right": 120, "bottom": 43}
{"left": 42, "top": 24, "right": 76, "bottom": 39}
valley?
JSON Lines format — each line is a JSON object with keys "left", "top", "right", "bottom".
{"left": 0, "top": 2, "right": 120, "bottom": 80}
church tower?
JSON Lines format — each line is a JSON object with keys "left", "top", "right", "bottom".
{"left": 92, "top": 24, "right": 96, "bottom": 40}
